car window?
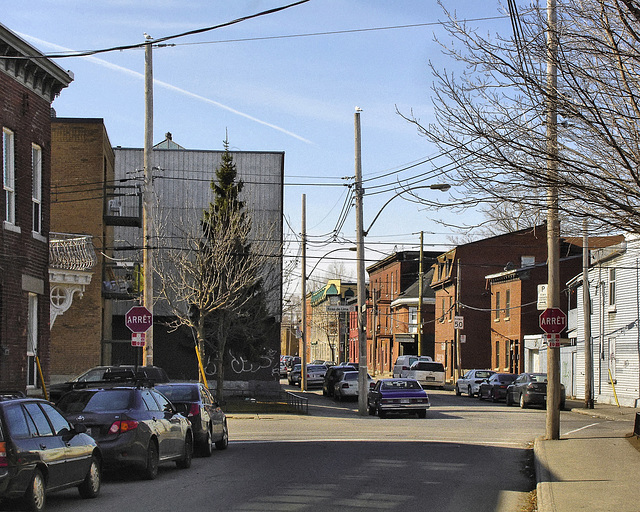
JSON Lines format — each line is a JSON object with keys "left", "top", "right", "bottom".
{"left": 76, "top": 368, "right": 107, "bottom": 382}
{"left": 381, "top": 380, "right": 422, "bottom": 390}
{"left": 476, "top": 371, "right": 494, "bottom": 379}
{"left": 140, "top": 389, "right": 161, "bottom": 411}
{"left": 531, "top": 374, "right": 547, "bottom": 383}
{"left": 150, "top": 390, "right": 172, "bottom": 412}
{"left": 58, "top": 389, "right": 133, "bottom": 413}
{"left": 40, "top": 403, "right": 71, "bottom": 436}
{"left": 155, "top": 385, "right": 198, "bottom": 402}
{"left": 4, "top": 404, "right": 32, "bottom": 438}
{"left": 24, "top": 403, "right": 53, "bottom": 437}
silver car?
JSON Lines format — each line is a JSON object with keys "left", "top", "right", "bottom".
{"left": 455, "top": 369, "right": 496, "bottom": 397}
{"left": 333, "top": 371, "right": 374, "bottom": 401}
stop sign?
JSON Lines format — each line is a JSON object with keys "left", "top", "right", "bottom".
{"left": 125, "top": 306, "right": 153, "bottom": 333}
{"left": 539, "top": 307, "right": 567, "bottom": 334}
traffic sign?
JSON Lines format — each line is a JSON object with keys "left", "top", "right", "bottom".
{"left": 131, "top": 332, "right": 146, "bottom": 347}
{"left": 125, "top": 306, "right": 153, "bottom": 333}
{"left": 454, "top": 316, "right": 464, "bottom": 330}
{"left": 539, "top": 307, "right": 567, "bottom": 334}
{"left": 327, "top": 305, "right": 354, "bottom": 312}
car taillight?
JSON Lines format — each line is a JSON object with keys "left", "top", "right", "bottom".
{"left": 188, "top": 404, "right": 200, "bottom": 417}
{"left": 341, "top": 383, "right": 350, "bottom": 389}
{"left": 109, "top": 420, "right": 139, "bottom": 434}
{"left": 0, "top": 442, "right": 7, "bottom": 467}
{"left": 402, "top": 366, "right": 409, "bottom": 370}
{"left": 369, "top": 382, "right": 376, "bottom": 389}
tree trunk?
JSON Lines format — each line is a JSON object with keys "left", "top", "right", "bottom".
{"left": 215, "top": 315, "right": 228, "bottom": 402}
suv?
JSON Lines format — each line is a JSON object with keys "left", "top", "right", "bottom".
{"left": 322, "top": 365, "right": 357, "bottom": 397}
{"left": 48, "top": 365, "right": 170, "bottom": 402}
{"left": 0, "top": 393, "right": 102, "bottom": 511}
{"left": 393, "top": 355, "right": 433, "bottom": 378}
{"left": 56, "top": 381, "right": 193, "bottom": 479}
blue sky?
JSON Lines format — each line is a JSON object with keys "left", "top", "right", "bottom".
{"left": 4, "top": 1, "right": 512, "bottom": 293}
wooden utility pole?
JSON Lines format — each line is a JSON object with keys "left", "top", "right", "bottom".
{"left": 545, "top": 0, "right": 562, "bottom": 440}
{"left": 583, "top": 221, "right": 594, "bottom": 408}
{"left": 417, "top": 231, "right": 424, "bottom": 356}
{"left": 142, "top": 36, "right": 154, "bottom": 366}
{"left": 455, "top": 260, "right": 462, "bottom": 381}
{"left": 301, "top": 194, "right": 307, "bottom": 391}
{"left": 355, "top": 108, "right": 368, "bottom": 415}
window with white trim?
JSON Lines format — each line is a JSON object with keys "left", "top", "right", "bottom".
{"left": 505, "top": 289, "right": 511, "bottom": 320}
{"left": 495, "top": 291, "right": 501, "bottom": 321}
{"left": 608, "top": 268, "right": 616, "bottom": 308}
{"left": 27, "top": 293, "right": 38, "bottom": 388}
{"left": 409, "top": 307, "right": 417, "bottom": 334}
{"left": 3, "top": 128, "right": 15, "bottom": 225}
{"left": 32, "top": 144, "right": 42, "bottom": 234}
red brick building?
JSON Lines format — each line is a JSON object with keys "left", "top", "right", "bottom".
{"left": 0, "top": 25, "right": 72, "bottom": 392}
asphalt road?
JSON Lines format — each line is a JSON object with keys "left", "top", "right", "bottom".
{"left": 10, "top": 386, "right": 628, "bottom": 512}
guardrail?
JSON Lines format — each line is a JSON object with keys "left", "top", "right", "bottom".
{"left": 283, "top": 391, "right": 308, "bottom": 415}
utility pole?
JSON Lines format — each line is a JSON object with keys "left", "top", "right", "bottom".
{"left": 142, "top": 35, "right": 154, "bottom": 367}
{"left": 545, "top": 0, "right": 562, "bottom": 440}
{"left": 455, "top": 260, "right": 462, "bottom": 381}
{"left": 583, "top": 220, "right": 594, "bottom": 408}
{"left": 372, "top": 289, "right": 378, "bottom": 375}
{"left": 301, "top": 194, "right": 307, "bottom": 391}
{"left": 417, "top": 231, "right": 424, "bottom": 356}
{"left": 355, "top": 107, "right": 368, "bottom": 415}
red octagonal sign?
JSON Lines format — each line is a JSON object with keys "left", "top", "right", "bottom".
{"left": 125, "top": 306, "right": 153, "bottom": 333}
{"left": 539, "top": 307, "right": 567, "bottom": 334}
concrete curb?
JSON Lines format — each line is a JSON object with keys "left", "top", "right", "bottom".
{"left": 533, "top": 436, "right": 555, "bottom": 512}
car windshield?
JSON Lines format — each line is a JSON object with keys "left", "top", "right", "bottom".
{"left": 57, "top": 389, "right": 133, "bottom": 413}
{"left": 293, "top": 364, "right": 302, "bottom": 371}
{"left": 155, "top": 385, "right": 198, "bottom": 402}
{"left": 476, "top": 371, "right": 494, "bottom": 379}
{"left": 413, "top": 362, "right": 444, "bottom": 372}
{"left": 307, "top": 365, "right": 325, "bottom": 371}
{"left": 381, "top": 380, "right": 422, "bottom": 390}
{"left": 497, "top": 374, "right": 517, "bottom": 383}
{"left": 75, "top": 367, "right": 108, "bottom": 382}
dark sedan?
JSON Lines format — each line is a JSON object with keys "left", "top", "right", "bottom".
{"left": 367, "top": 378, "right": 430, "bottom": 418}
{"left": 478, "top": 373, "right": 518, "bottom": 402}
{"left": 505, "top": 372, "right": 566, "bottom": 409}
{"left": 56, "top": 385, "right": 193, "bottom": 480}
{"left": 155, "top": 383, "right": 228, "bottom": 457}
{"left": 0, "top": 393, "right": 101, "bottom": 511}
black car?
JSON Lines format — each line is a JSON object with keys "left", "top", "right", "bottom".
{"left": 478, "top": 373, "right": 518, "bottom": 402}
{"left": 0, "top": 393, "right": 101, "bottom": 511}
{"left": 48, "top": 365, "right": 170, "bottom": 402}
{"left": 56, "top": 383, "right": 193, "bottom": 480}
{"left": 154, "top": 383, "right": 228, "bottom": 457}
{"left": 505, "top": 372, "right": 566, "bottom": 409}
{"left": 322, "top": 365, "right": 357, "bottom": 397}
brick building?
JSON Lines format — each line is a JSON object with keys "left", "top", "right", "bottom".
{"left": 0, "top": 24, "right": 72, "bottom": 391}
{"left": 49, "top": 118, "right": 117, "bottom": 381}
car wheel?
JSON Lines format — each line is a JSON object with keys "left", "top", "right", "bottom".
{"left": 215, "top": 420, "right": 229, "bottom": 450}
{"left": 519, "top": 393, "right": 527, "bottom": 409}
{"left": 78, "top": 455, "right": 101, "bottom": 499}
{"left": 491, "top": 390, "right": 499, "bottom": 403}
{"left": 24, "top": 469, "right": 45, "bottom": 512}
{"left": 141, "top": 440, "right": 159, "bottom": 480}
{"left": 468, "top": 385, "right": 473, "bottom": 397}
{"left": 200, "top": 425, "right": 214, "bottom": 457}
{"left": 455, "top": 385, "right": 461, "bottom": 396}
{"left": 377, "top": 406, "right": 387, "bottom": 419}
{"left": 478, "top": 389, "right": 485, "bottom": 400}
{"left": 176, "top": 433, "right": 193, "bottom": 469}
{"left": 417, "top": 409, "right": 427, "bottom": 419}
{"left": 506, "top": 392, "right": 513, "bottom": 406}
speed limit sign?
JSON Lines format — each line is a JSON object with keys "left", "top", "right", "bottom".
{"left": 454, "top": 316, "right": 464, "bottom": 330}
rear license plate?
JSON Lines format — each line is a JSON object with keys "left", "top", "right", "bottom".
{"left": 425, "top": 376, "right": 435, "bottom": 381}
{"left": 401, "top": 399, "right": 409, "bottom": 404}
{"left": 86, "top": 428, "right": 93, "bottom": 437}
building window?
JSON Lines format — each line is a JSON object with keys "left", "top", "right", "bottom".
{"left": 32, "top": 144, "right": 42, "bottom": 234}
{"left": 448, "top": 296, "right": 453, "bottom": 321}
{"left": 495, "top": 291, "right": 501, "bottom": 321}
{"left": 27, "top": 293, "right": 38, "bottom": 388}
{"left": 608, "top": 268, "right": 616, "bottom": 309}
{"left": 409, "top": 307, "right": 417, "bottom": 334}
{"left": 521, "top": 256, "right": 535, "bottom": 267}
{"left": 3, "top": 128, "right": 15, "bottom": 225}
{"left": 440, "top": 297, "right": 445, "bottom": 323}
{"left": 505, "top": 289, "right": 511, "bottom": 320}
{"left": 495, "top": 340, "right": 500, "bottom": 368}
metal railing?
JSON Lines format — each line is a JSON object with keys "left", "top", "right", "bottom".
{"left": 49, "top": 233, "right": 97, "bottom": 271}
{"left": 283, "top": 390, "right": 308, "bottom": 414}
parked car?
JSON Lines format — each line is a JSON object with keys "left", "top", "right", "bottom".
{"left": 56, "top": 383, "right": 193, "bottom": 479}
{"left": 367, "top": 378, "right": 430, "bottom": 418}
{"left": 288, "top": 364, "right": 327, "bottom": 387}
{"left": 405, "top": 361, "right": 446, "bottom": 389}
{"left": 0, "top": 392, "right": 102, "bottom": 511}
{"left": 478, "top": 373, "right": 518, "bottom": 402}
{"left": 455, "top": 369, "right": 496, "bottom": 397}
{"left": 49, "top": 365, "right": 170, "bottom": 402}
{"left": 333, "top": 371, "right": 374, "bottom": 401}
{"left": 154, "top": 382, "right": 228, "bottom": 457}
{"left": 322, "top": 365, "right": 357, "bottom": 397}
{"left": 284, "top": 357, "right": 301, "bottom": 377}
{"left": 505, "top": 373, "right": 566, "bottom": 409}
{"left": 392, "top": 355, "right": 433, "bottom": 378}
{"left": 279, "top": 361, "right": 288, "bottom": 378}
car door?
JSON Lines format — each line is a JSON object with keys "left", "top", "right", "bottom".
{"left": 22, "top": 402, "right": 67, "bottom": 489}
{"left": 40, "top": 402, "right": 92, "bottom": 484}
{"left": 150, "top": 389, "right": 185, "bottom": 457}
{"left": 201, "top": 386, "right": 221, "bottom": 437}
{"left": 140, "top": 389, "right": 173, "bottom": 458}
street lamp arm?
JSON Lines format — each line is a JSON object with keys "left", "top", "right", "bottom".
{"left": 363, "top": 183, "right": 450, "bottom": 236}
{"left": 306, "top": 246, "right": 355, "bottom": 280}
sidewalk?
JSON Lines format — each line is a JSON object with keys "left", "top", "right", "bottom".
{"left": 535, "top": 401, "right": 640, "bottom": 512}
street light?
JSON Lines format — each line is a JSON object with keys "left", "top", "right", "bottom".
{"left": 363, "top": 183, "right": 451, "bottom": 236}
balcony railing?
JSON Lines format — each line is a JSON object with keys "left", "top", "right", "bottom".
{"left": 49, "top": 233, "right": 97, "bottom": 271}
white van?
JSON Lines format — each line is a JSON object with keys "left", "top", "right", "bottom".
{"left": 405, "top": 360, "right": 446, "bottom": 389}
{"left": 393, "top": 355, "right": 433, "bottom": 378}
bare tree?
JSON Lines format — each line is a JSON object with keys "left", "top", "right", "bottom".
{"left": 399, "top": 0, "right": 640, "bottom": 235}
